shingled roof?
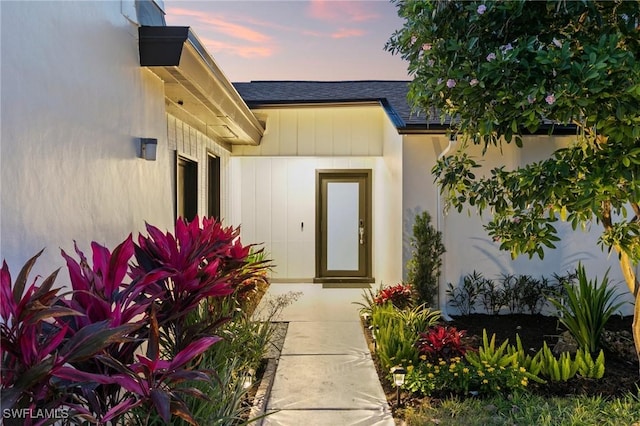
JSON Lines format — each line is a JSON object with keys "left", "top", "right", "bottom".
{"left": 232, "top": 80, "right": 447, "bottom": 133}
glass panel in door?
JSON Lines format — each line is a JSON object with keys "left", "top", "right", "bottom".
{"left": 326, "top": 182, "right": 360, "bottom": 271}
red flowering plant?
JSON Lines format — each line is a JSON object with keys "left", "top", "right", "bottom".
{"left": 373, "top": 283, "right": 416, "bottom": 310}
{"left": 417, "top": 325, "right": 470, "bottom": 363}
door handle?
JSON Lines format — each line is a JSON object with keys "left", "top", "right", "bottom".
{"left": 359, "top": 220, "right": 365, "bottom": 245}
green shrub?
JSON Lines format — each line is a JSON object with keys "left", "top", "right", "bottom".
{"left": 407, "top": 211, "right": 445, "bottom": 308}
{"left": 390, "top": 304, "right": 441, "bottom": 335}
{"left": 537, "top": 342, "right": 579, "bottom": 382}
{"left": 179, "top": 290, "right": 298, "bottom": 425}
{"left": 548, "top": 263, "right": 625, "bottom": 353}
{"left": 465, "top": 330, "right": 517, "bottom": 369}
{"left": 446, "top": 271, "right": 483, "bottom": 315}
{"left": 406, "top": 354, "right": 534, "bottom": 396}
{"left": 371, "top": 304, "right": 421, "bottom": 370}
{"left": 576, "top": 348, "right": 606, "bottom": 379}
{"left": 507, "top": 334, "right": 544, "bottom": 378}
{"left": 479, "top": 275, "right": 504, "bottom": 315}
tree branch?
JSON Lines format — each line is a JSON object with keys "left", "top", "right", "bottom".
{"left": 631, "top": 202, "right": 640, "bottom": 223}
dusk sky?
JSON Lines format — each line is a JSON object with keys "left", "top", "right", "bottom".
{"left": 164, "top": 0, "right": 411, "bottom": 82}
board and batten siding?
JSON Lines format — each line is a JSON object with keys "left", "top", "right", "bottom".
{"left": 231, "top": 105, "right": 404, "bottom": 284}
{"left": 167, "top": 115, "right": 232, "bottom": 223}
{"left": 233, "top": 106, "right": 384, "bottom": 157}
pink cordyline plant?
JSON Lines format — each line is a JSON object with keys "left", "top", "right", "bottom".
{"left": 0, "top": 251, "right": 137, "bottom": 425}
{"left": 131, "top": 216, "right": 267, "bottom": 355}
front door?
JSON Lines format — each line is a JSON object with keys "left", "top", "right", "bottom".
{"left": 316, "top": 170, "right": 373, "bottom": 283}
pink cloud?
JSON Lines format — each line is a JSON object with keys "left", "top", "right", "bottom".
{"left": 199, "top": 37, "right": 275, "bottom": 59}
{"left": 331, "top": 28, "right": 366, "bottom": 39}
{"left": 167, "top": 7, "right": 271, "bottom": 43}
{"left": 308, "top": 0, "right": 379, "bottom": 22}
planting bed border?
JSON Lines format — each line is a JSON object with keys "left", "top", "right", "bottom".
{"left": 247, "top": 321, "right": 288, "bottom": 424}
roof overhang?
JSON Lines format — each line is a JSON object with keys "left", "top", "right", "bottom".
{"left": 243, "top": 98, "right": 407, "bottom": 129}
{"left": 139, "top": 26, "right": 264, "bottom": 147}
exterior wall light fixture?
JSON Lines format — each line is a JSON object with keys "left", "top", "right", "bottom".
{"left": 139, "top": 138, "right": 158, "bottom": 161}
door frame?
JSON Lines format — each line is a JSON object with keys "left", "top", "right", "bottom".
{"left": 315, "top": 169, "right": 374, "bottom": 284}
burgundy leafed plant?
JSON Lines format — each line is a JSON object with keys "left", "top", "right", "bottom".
{"left": 0, "top": 251, "right": 136, "bottom": 425}
{"left": 131, "top": 216, "right": 267, "bottom": 356}
{"left": 55, "top": 236, "right": 160, "bottom": 423}
{"left": 55, "top": 305, "right": 218, "bottom": 425}
{"left": 374, "top": 283, "right": 415, "bottom": 309}
{"left": 417, "top": 325, "right": 469, "bottom": 362}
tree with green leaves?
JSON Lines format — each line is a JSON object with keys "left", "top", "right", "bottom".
{"left": 386, "top": 0, "right": 640, "bottom": 363}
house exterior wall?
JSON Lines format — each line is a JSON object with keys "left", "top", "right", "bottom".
{"left": 0, "top": 2, "right": 238, "bottom": 284}
{"left": 0, "top": 1, "right": 175, "bottom": 277}
{"left": 403, "top": 135, "right": 635, "bottom": 315}
{"left": 231, "top": 105, "right": 404, "bottom": 284}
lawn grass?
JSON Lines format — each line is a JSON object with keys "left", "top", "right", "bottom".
{"left": 401, "top": 391, "right": 640, "bottom": 426}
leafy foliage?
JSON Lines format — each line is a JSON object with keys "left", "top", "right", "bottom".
{"left": 0, "top": 251, "right": 139, "bottom": 424}
{"left": 446, "top": 272, "right": 482, "bottom": 315}
{"left": 417, "top": 325, "right": 469, "bottom": 363}
{"left": 387, "top": 0, "right": 640, "bottom": 358}
{"left": 507, "top": 334, "right": 543, "bottom": 378}
{"left": 575, "top": 348, "right": 606, "bottom": 380}
{"left": 373, "top": 283, "right": 416, "bottom": 309}
{"left": 131, "top": 217, "right": 268, "bottom": 358}
{"left": 537, "top": 342, "right": 579, "bottom": 382}
{"left": 406, "top": 211, "right": 445, "bottom": 307}
{"left": 371, "top": 304, "right": 421, "bottom": 370}
{"left": 548, "top": 263, "right": 625, "bottom": 353}
{"left": 1, "top": 216, "right": 272, "bottom": 425}
{"left": 466, "top": 330, "right": 516, "bottom": 370}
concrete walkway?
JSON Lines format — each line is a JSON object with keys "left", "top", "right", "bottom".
{"left": 254, "top": 283, "right": 394, "bottom": 426}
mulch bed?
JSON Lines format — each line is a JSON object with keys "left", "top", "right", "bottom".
{"left": 450, "top": 314, "right": 639, "bottom": 398}
{"left": 364, "top": 314, "right": 639, "bottom": 418}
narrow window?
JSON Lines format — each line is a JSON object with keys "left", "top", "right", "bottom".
{"left": 177, "top": 156, "right": 198, "bottom": 222}
{"left": 208, "top": 154, "right": 221, "bottom": 219}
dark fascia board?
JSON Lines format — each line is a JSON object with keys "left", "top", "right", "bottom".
{"left": 244, "top": 98, "right": 407, "bottom": 129}
{"left": 139, "top": 26, "right": 189, "bottom": 66}
{"left": 399, "top": 122, "right": 577, "bottom": 136}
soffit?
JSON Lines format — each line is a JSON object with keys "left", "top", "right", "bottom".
{"left": 140, "top": 27, "right": 264, "bottom": 146}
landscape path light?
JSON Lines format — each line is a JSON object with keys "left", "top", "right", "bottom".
{"left": 390, "top": 366, "right": 406, "bottom": 406}
{"left": 369, "top": 325, "right": 378, "bottom": 351}
{"left": 242, "top": 368, "right": 255, "bottom": 390}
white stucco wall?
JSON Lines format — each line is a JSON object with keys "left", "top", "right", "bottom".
{"left": 403, "top": 135, "right": 636, "bottom": 315}
{"left": 231, "top": 105, "right": 404, "bottom": 284}
{"left": 0, "top": 1, "right": 174, "bottom": 279}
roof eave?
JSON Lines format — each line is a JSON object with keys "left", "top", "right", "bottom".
{"left": 139, "top": 26, "right": 264, "bottom": 146}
